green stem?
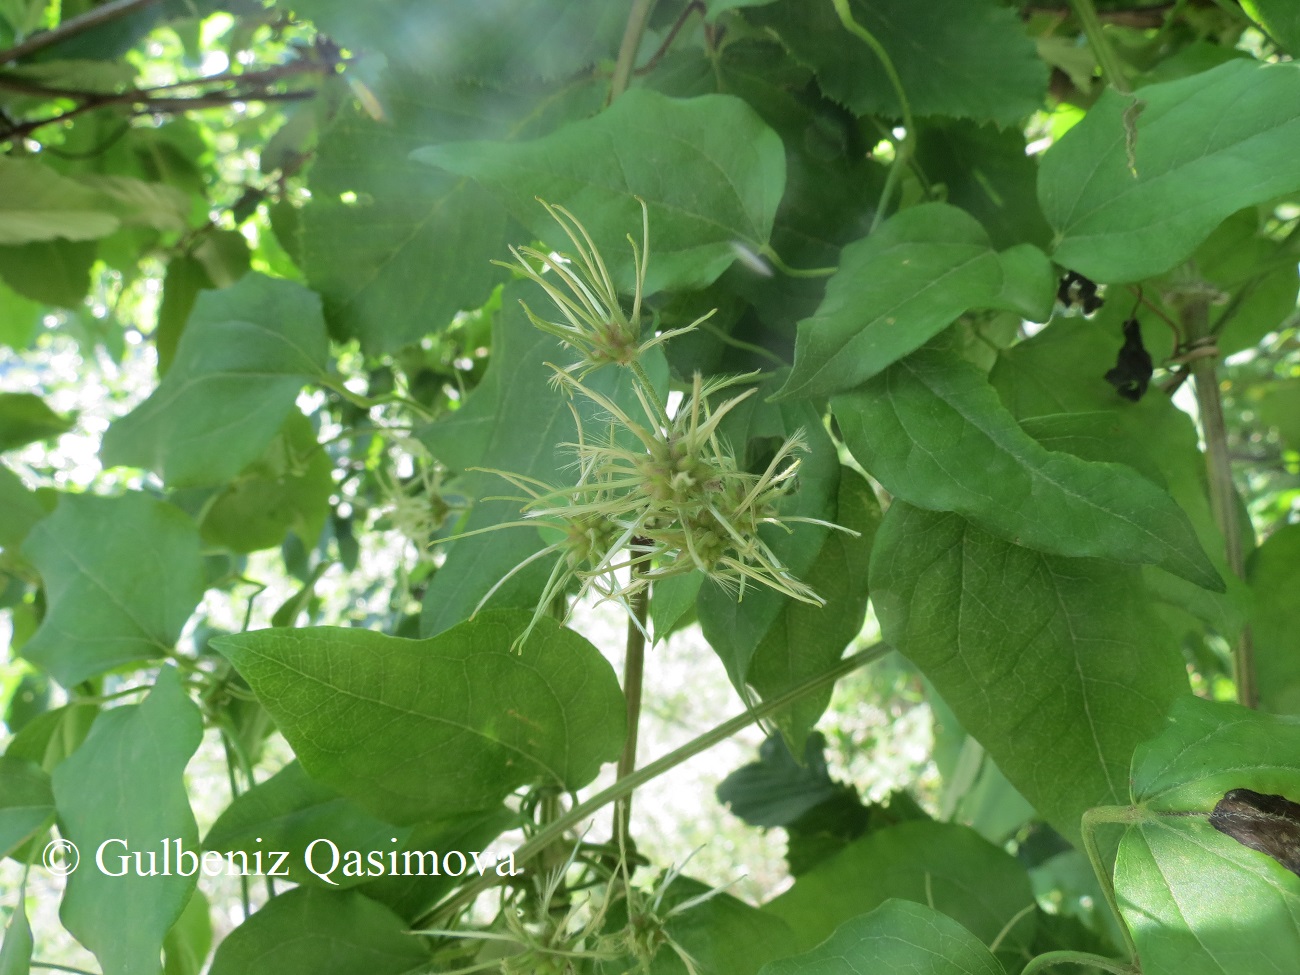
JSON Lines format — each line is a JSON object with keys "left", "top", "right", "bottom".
{"left": 758, "top": 245, "right": 837, "bottom": 279}
{"left": 829, "top": 0, "right": 915, "bottom": 231}
{"left": 30, "top": 964, "right": 103, "bottom": 975}
{"left": 630, "top": 359, "right": 670, "bottom": 427}
{"left": 1068, "top": 0, "right": 1131, "bottom": 93}
{"left": 1080, "top": 805, "right": 1145, "bottom": 963}
{"left": 613, "top": 566, "right": 649, "bottom": 850}
{"left": 1021, "top": 950, "right": 1137, "bottom": 975}
{"left": 609, "top": 0, "right": 658, "bottom": 102}
{"left": 415, "top": 641, "right": 890, "bottom": 928}
{"left": 1179, "top": 295, "right": 1256, "bottom": 708}
{"left": 316, "top": 376, "right": 434, "bottom": 420}
{"left": 697, "top": 318, "right": 788, "bottom": 368}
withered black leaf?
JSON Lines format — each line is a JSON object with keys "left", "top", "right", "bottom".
{"left": 1057, "top": 270, "right": 1104, "bottom": 314}
{"left": 1208, "top": 788, "right": 1300, "bottom": 878}
{"left": 1104, "top": 317, "right": 1153, "bottom": 402}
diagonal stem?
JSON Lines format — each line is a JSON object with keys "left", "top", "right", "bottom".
{"left": 414, "top": 641, "right": 890, "bottom": 929}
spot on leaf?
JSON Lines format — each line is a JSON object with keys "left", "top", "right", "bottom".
{"left": 1208, "top": 788, "right": 1300, "bottom": 877}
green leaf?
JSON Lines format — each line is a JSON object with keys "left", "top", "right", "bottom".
{"left": 745, "top": 468, "right": 880, "bottom": 754}
{"left": 162, "top": 890, "right": 211, "bottom": 975}
{"left": 649, "top": 571, "right": 703, "bottom": 643}
{"left": 0, "top": 58, "right": 134, "bottom": 98}
{"left": 213, "top": 611, "right": 625, "bottom": 824}
{"left": 653, "top": 40, "right": 884, "bottom": 329}
{"left": 778, "top": 204, "right": 1054, "bottom": 400}
{"left": 0, "top": 465, "right": 47, "bottom": 551}
{"left": 988, "top": 314, "right": 1246, "bottom": 636}
{"left": 758, "top": 900, "right": 1004, "bottom": 975}
{"left": 208, "top": 888, "right": 427, "bottom": 975}
{"left": 1241, "top": 0, "right": 1300, "bottom": 56}
{"left": 52, "top": 668, "right": 205, "bottom": 975}
{"left": 1131, "top": 696, "right": 1300, "bottom": 813}
{"left": 1259, "top": 379, "right": 1300, "bottom": 455}
{"left": 1115, "top": 697, "right": 1300, "bottom": 975}
{"left": 0, "top": 277, "right": 41, "bottom": 350}
{"left": 0, "top": 393, "right": 73, "bottom": 453}
{"left": 203, "top": 761, "right": 414, "bottom": 891}
{"left": 101, "top": 274, "right": 329, "bottom": 488}
{"left": 640, "top": 877, "right": 800, "bottom": 975}
{"left": 915, "top": 120, "right": 1054, "bottom": 250}
{"left": 870, "top": 503, "right": 1189, "bottom": 843}
{"left": 0, "top": 239, "right": 96, "bottom": 308}
{"left": 0, "top": 157, "right": 119, "bottom": 244}
{"left": 4, "top": 703, "right": 99, "bottom": 773}
{"left": 766, "top": 820, "right": 1036, "bottom": 963}
{"left": 0, "top": 887, "right": 33, "bottom": 975}
{"left": 199, "top": 411, "right": 332, "bottom": 553}
{"left": 302, "top": 88, "right": 509, "bottom": 354}
{"left": 21, "top": 493, "right": 205, "bottom": 687}
{"left": 155, "top": 255, "right": 213, "bottom": 375}
{"left": 1249, "top": 524, "right": 1300, "bottom": 715}
{"left": 360, "top": 807, "right": 518, "bottom": 921}
{"left": 716, "top": 732, "right": 846, "bottom": 829}
{"left": 0, "top": 756, "right": 53, "bottom": 859}
{"left": 833, "top": 347, "right": 1223, "bottom": 591}
{"left": 414, "top": 88, "right": 787, "bottom": 294}
{"left": 0, "top": 0, "right": 44, "bottom": 35}
{"left": 1183, "top": 209, "right": 1299, "bottom": 356}
{"left": 1040, "top": 59, "right": 1300, "bottom": 282}
{"left": 748, "top": 0, "right": 1046, "bottom": 125}
{"left": 75, "top": 174, "right": 190, "bottom": 234}
{"left": 295, "top": 0, "right": 624, "bottom": 81}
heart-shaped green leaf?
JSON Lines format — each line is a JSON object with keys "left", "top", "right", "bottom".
{"left": 759, "top": 900, "right": 1004, "bottom": 975}
{"left": 1113, "top": 697, "right": 1300, "bottom": 975}
{"left": 871, "top": 504, "right": 1189, "bottom": 843}
{"left": 208, "top": 888, "right": 427, "bottom": 975}
{"left": 21, "top": 493, "right": 205, "bottom": 687}
{"left": 779, "top": 204, "right": 1053, "bottom": 400}
{"left": 834, "top": 347, "right": 1223, "bottom": 591}
{"left": 101, "top": 273, "right": 328, "bottom": 488}
{"left": 1041, "top": 59, "right": 1300, "bottom": 282}
{"left": 414, "top": 88, "right": 786, "bottom": 294}
{"left": 52, "top": 668, "right": 204, "bottom": 975}
{"left": 213, "top": 611, "right": 625, "bottom": 824}
{"left": 766, "top": 819, "right": 1036, "bottom": 963}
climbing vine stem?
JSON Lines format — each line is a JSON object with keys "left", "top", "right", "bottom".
{"left": 1178, "top": 293, "right": 1257, "bottom": 708}
{"left": 1068, "top": 0, "right": 1132, "bottom": 93}
{"left": 415, "top": 640, "right": 890, "bottom": 929}
{"left": 613, "top": 561, "right": 650, "bottom": 851}
{"left": 830, "top": 0, "right": 915, "bottom": 232}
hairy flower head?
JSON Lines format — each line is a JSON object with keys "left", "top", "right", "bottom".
{"left": 446, "top": 201, "right": 853, "bottom": 645}
{"left": 497, "top": 198, "right": 705, "bottom": 379}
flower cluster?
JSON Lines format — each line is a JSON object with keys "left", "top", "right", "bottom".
{"left": 495, "top": 200, "right": 693, "bottom": 379}
{"left": 459, "top": 200, "right": 849, "bottom": 642}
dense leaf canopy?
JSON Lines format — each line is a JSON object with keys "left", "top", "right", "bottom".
{"left": 2, "top": 2, "right": 1300, "bottom": 974}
